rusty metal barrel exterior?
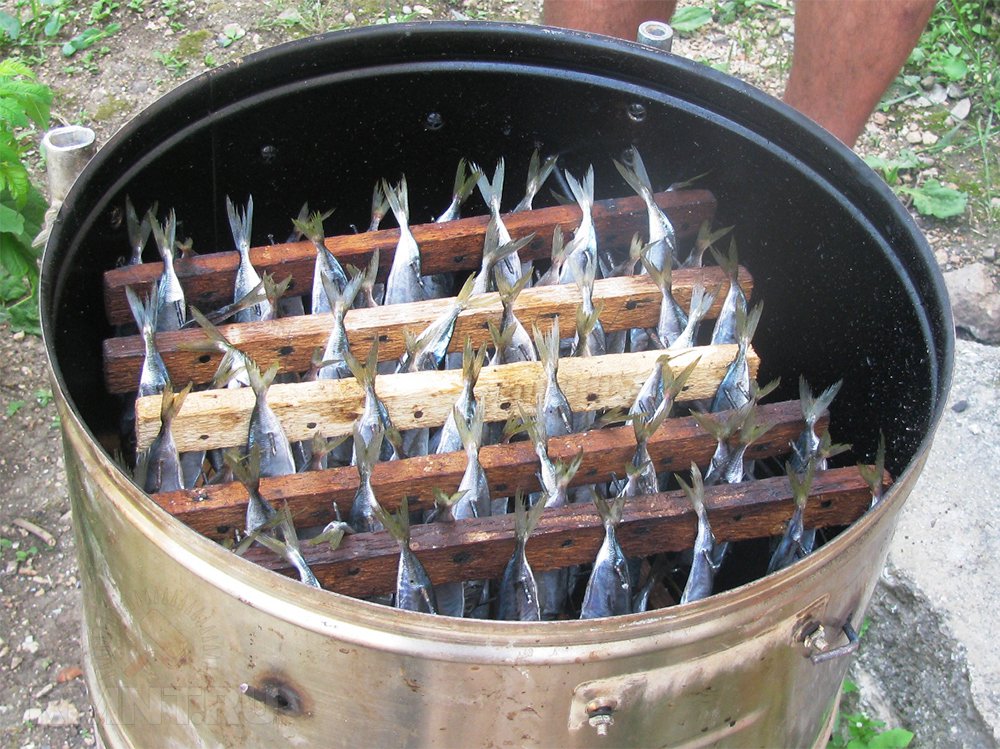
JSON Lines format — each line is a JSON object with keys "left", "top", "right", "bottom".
{"left": 42, "top": 23, "right": 953, "bottom": 748}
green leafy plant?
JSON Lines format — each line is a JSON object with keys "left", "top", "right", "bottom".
{"left": 829, "top": 710, "right": 914, "bottom": 749}
{"left": 0, "top": 0, "right": 73, "bottom": 51}
{"left": 0, "top": 57, "right": 50, "bottom": 334}
{"left": 6, "top": 398, "right": 25, "bottom": 416}
{"left": 898, "top": 179, "right": 968, "bottom": 219}
{"left": 61, "top": 22, "right": 120, "bottom": 57}
{"left": 863, "top": 151, "right": 924, "bottom": 187}
{"left": 671, "top": 6, "right": 713, "bottom": 34}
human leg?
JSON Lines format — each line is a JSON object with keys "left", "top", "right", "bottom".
{"left": 783, "top": 0, "right": 936, "bottom": 146}
{"left": 543, "top": 0, "right": 678, "bottom": 41}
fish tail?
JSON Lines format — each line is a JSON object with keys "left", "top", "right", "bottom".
{"left": 496, "top": 268, "right": 531, "bottom": 308}
{"left": 454, "top": 403, "right": 484, "bottom": 454}
{"left": 461, "top": 337, "right": 487, "bottom": 388}
{"left": 664, "top": 355, "right": 699, "bottom": 401}
{"left": 455, "top": 158, "right": 481, "bottom": 202}
{"left": 550, "top": 225, "right": 566, "bottom": 263}
{"left": 514, "top": 490, "right": 546, "bottom": 541}
{"left": 639, "top": 248, "right": 671, "bottom": 292}
{"left": 292, "top": 208, "right": 333, "bottom": 245}
{"left": 487, "top": 320, "right": 515, "bottom": 353}
{"left": 593, "top": 490, "right": 626, "bottom": 526}
{"left": 125, "top": 283, "right": 158, "bottom": 333}
{"left": 857, "top": 430, "right": 886, "bottom": 499}
{"left": 564, "top": 166, "right": 594, "bottom": 213}
{"left": 345, "top": 337, "right": 379, "bottom": 388}
{"left": 354, "top": 421, "right": 386, "bottom": 473}
{"left": 150, "top": 209, "right": 177, "bottom": 263}
{"left": 370, "top": 183, "right": 388, "bottom": 224}
{"left": 556, "top": 450, "right": 584, "bottom": 488}
{"left": 364, "top": 248, "right": 381, "bottom": 286}
{"left": 575, "top": 303, "right": 601, "bottom": 343}
{"left": 246, "top": 359, "right": 278, "bottom": 396}
{"left": 786, "top": 457, "right": 816, "bottom": 510}
{"left": 382, "top": 177, "right": 409, "bottom": 228}
{"left": 322, "top": 264, "right": 365, "bottom": 312}
{"left": 531, "top": 318, "right": 560, "bottom": 375}
{"left": 689, "top": 282, "right": 717, "bottom": 319}
{"left": 454, "top": 271, "right": 478, "bottom": 309}
{"left": 738, "top": 302, "right": 764, "bottom": 350}
{"left": 709, "top": 236, "right": 740, "bottom": 279}
{"left": 226, "top": 195, "right": 253, "bottom": 253}
{"left": 799, "top": 376, "right": 843, "bottom": 426}
{"left": 675, "top": 461, "right": 706, "bottom": 516}
{"left": 374, "top": 495, "right": 410, "bottom": 545}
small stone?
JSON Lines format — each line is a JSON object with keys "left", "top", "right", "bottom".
{"left": 343, "top": 11, "right": 356, "bottom": 23}
{"left": 922, "top": 131, "right": 939, "bottom": 146}
{"left": 950, "top": 98, "right": 971, "bottom": 121}
{"left": 927, "top": 84, "right": 948, "bottom": 105}
{"left": 951, "top": 399, "right": 968, "bottom": 413}
{"left": 12, "top": 330, "right": 24, "bottom": 341}
{"left": 905, "top": 130, "right": 923, "bottom": 144}
{"left": 872, "top": 112, "right": 888, "bottom": 126}
{"left": 19, "top": 635, "right": 39, "bottom": 654}
{"left": 920, "top": 75, "right": 936, "bottom": 89}
{"left": 22, "top": 707, "right": 42, "bottom": 723}
{"left": 944, "top": 263, "right": 1000, "bottom": 344}
{"left": 970, "top": 424, "right": 982, "bottom": 436}
{"left": 37, "top": 699, "right": 81, "bottom": 727}
{"left": 947, "top": 82, "right": 964, "bottom": 99}
{"left": 983, "top": 248, "right": 996, "bottom": 262}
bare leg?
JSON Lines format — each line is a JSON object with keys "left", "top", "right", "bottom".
{"left": 544, "top": 0, "right": 678, "bottom": 41}
{"left": 784, "top": 0, "right": 935, "bottom": 146}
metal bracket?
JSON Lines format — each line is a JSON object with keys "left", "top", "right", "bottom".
{"left": 807, "top": 619, "right": 860, "bottom": 664}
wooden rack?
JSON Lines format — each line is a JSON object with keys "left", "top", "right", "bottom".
{"left": 101, "top": 187, "right": 885, "bottom": 601}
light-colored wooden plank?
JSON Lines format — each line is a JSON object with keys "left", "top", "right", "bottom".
{"left": 135, "top": 343, "right": 759, "bottom": 452}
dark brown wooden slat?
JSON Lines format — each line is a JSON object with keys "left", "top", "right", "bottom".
{"left": 103, "top": 267, "right": 752, "bottom": 394}
{"left": 243, "top": 467, "right": 886, "bottom": 599}
{"left": 154, "top": 400, "right": 825, "bottom": 541}
{"left": 102, "top": 189, "right": 717, "bottom": 325}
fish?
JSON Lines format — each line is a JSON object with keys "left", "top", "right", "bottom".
{"left": 139, "top": 382, "right": 191, "bottom": 494}
{"left": 382, "top": 176, "right": 428, "bottom": 306}
{"left": 494, "top": 269, "right": 535, "bottom": 361}
{"left": 150, "top": 209, "right": 186, "bottom": 332}
{"left": 513, "top": 149, "right": 559, "bottom": 213}
{"left": 293, "top": 207, "right": 348, "bottom": 316}
{"left": 695, "top": 399, "right": 775, "bottom": 487}
{"left": 602, "top": 234, "right": 647, "bottom": 355}
{"left": 304, "top": 432, "right": 350, "bottom": 472}
{"left": 570, "top": 303, "right": 603, "bottom": 436}
{"left": 188, "top": 306, "right": 253, "bottom": 389}
{"left": 793, "top": 429, "right": 850, "bottom": 553}
{"left": 709, "top": 238, "right": 746, "bottom": 345}
{"left": 226, "top": 196, "right": 272, "bottom": 324}
{"left": 476, "top": 159, "right": 523, "bottom": 287}
{"left": 125, "top": 283, "right": 170, "bottom": 398}
{"left": 632, "top": 554, "right": 670, "bottom": 613}
{"left": 557, "top": 166, "right": 597, "bottom": 285}
{"left": 397, "top": 273, "right": 477, "bottom": 374}
{"left": 246, "top": 360, "right": 296, "bottom": 478}
{"left": 251, "top": 504, "right": 321, "bottom": 588}
{"left": 668, "top": 282, "right": 716, "bottom": 351}
{"left": 345, "top": 338, "right": 401, "bottom": 462}
{"left": 469, "top": 216, "right": 534, "bottom": 297}
{"left": 496, "top": 492, "right": 546, "bottom": 621}
{"left": 368, "top": 183, "right": 389, "bottom": 232}
{"left": 682, "top": 220, "right": 733, "bottom": 270}
{"left": 436, "top": 158, "right": 481, "bottom": 223}
{"left": 224, "top": 444, "right": 277, "bottom": 536}
{"left": 125, "top": 197, "right": 154, "bottom": 265}
{"left": 373, "top": 496, "right": 438, "bottom": 614}
{"left": 426, "top": 489, "right": 466, "bottom": 617}
{"left": 677, "top": 462, "right": 721, "bottom": 604}
{"left": 533, "top": 318, "right": 573, "bottom": 439}
{"left": 533, "top": 225, "right": 567, "bottom": 287}
{"left": 766, "top": 459, "right": 818, "bottom": 574}
{"left": 580, "top": 492, "right": 631, "bottom": 619}
{"left": 640, "top": 251, "right": 687, "bottom": 349}
{"left": 858, "top": 431, "right": 887, "bottom": 509}
{"left": 709, "top": 302, "right": 764, "bottom": 414}
{"left": 317, "top": 268, "right": 365, "bottom": 382}
{"left": 790, "top": 377, "right": 843, "bottom": 473}
{"left": 571, "top": 252, "right": 606, "bottom": 358}
{"left": 350, "top": 249, "right": 382, "bottom": 309}
{"left": 349, "top": 422, "right": 386, "bottom": 534}
{"left": 259, "top": 273, "right": 292, "bottom": 323}
{"left": 619, "top": 406, "right": 670, "bottom": 499}
{"left": 614, "top": 147, "right": 676, "bottom": 273}
{"left": 434, "top": 338, "right": 487, "bottom": 455}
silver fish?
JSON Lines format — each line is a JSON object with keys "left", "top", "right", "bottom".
{"left": 476, "top": 159, "right": 522, "bottom": 288}
{"left": 620, "top": 406, "right": 669, "bottom": 499}
{"left": 710, "top": 303, "right": 764, "bottom": 413}
{"left": 348, "top": 423, "right": 385, "bottom": 534}
{"left": 436, "top": 158, "right": 481, "bottom": 223}
{"left": 453, "top": 405, "right": 492, "bottom": 521}
{"left": 246, "top": 361, "right": 296, "bottom": 478}
{"left": 533, "top": 318, "right": 573, "bottom": 439}
{"left": 709, "top": 239, "right": 746, "bottom": 345}
{"left": 189, "top": 306, "right": 253, "bottom": 389}
{"left": 678, "top": 463, "right": 721, "bottom": 604}
{"left": 580, "top": 492, "right": 631, "bottom": 619}
{"left": 150, "top": 209, "right": 186, "bottom": 332}
{"left": 369, "top": 182, "right": 389, "bottom": 232}
{"left": 350, "top": 249, "right": 382, "bottom": 309}
{"left": 792, "top": 429, "right": 850, "bottom": 554}
{"left": 345, "top": 338, "right": 401, "bottom": 463}
{"left": 426, "top": 489, "right": 466, "bottom": 617}
{"left": 557, "top": 166, "right": 597, "bottom": 285}
{"left": 570, "top": 303, "right": 602, "bottom": 435}
{"left": 668, "top": 282, "right": 716, "bottom": 351}
{"left": 294, "top": 208, "right": 347, "bottom": 316}
{"left": 533, "top": 225, "right": 568, "bottom": 287}
{"left": 513, "top": 149, "right": 558, "bottom": 213}
{"left": 382, "top": 176, "right": 428, "bottom": 306}
{"left": 225, "top": 444, "right": 276, "bottom": 536}
{"left": 603, "top": 234, "right": 647, "bottom": 355}
{"left": 317, "top": 268, "right": 365, "bottom": 381}
{"left": 858, "top": 431, "right": 887, "bottom": 510}
{"left": 790, "top": 377, "right": 843, "bottom": 473}
{"left": 397, "top": 273, "right": 477, "bottom": 374}
{"left": 252, "top": 504, "right": 321, "bottom": 588}
{"left": 571, "top": 252, "right": 606, "bottom": 360}
{"left": 766, "top": 459, "right": 817, "bottom": 574}
{"left": 695, "top": 401, "right": 774, "bottom": 487}
{"left": 640, "top": 251, "right": 687, "bottom": 348}
{"left": 304, "top": 432, "right": 350, "bottom": 472}
{"left": 374, "top": 496, "right": 437, "bottom": 614}
{"left": 683, "top": 220, "right": 733, "bottom": 270}
{"left": 470, "top": 216, "right": 533, "bottom": 296}
{"left": 614, "top": 147, "right": 676, "bottom": 273}
{"left": 496, "top": 492, "right": 545, "bottom": 621}
{"left": 125, "top": 283, "right": 170, "bottom": 398}
{"left": 139, "top": 382, "right": 190, "bottom": 494}
{"left": 435, "top": 338, "right": 486, "bottom": 456}
{"left": 226, "top": 196, "right": 272, "bottom": 324}
{"left": 495, "top": 269, "right": 535, "bottom": 361}
{"left": 125, "top": 197, "right": 154, "bottom": 266}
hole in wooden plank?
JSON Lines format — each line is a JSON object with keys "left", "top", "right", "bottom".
{"left": 499, "top": 402, "right": 512, "bottom": 411}
{"left": 378, "top": 335, "right": 389, "bottom": 342}
{"left": 279, "top": 345, "right": 294, "bottom": 356}
{"left": 347, "top": 567, "right": 361, "bottom": 576}
{"left": 452, "top": 551, "right": 472, "bottom": 564}
{"left": 733, "top": 513, "right": 743, "bottom": 522}
{"left": 199, "top": 434, "right": 209, "bottom": 441}
{"left": 414, "top": 410, "right": 424, "bottom": 419}
{"left": 625, "top": 300, "right": 640, "bottom": 310}
{"left": 820, "top": 499, "right": 832, "bottom": 509}
{"left": 560, "top": 539, "right": 573, "bottom": 548}
{"left": 306, "top": 422, "right": 317, "bottom": 430}
{"left": 198, "top": 354, "right": 211, "bottom": 364}
{"left": 586, "top": 393, "right": 598, "bottom": 402}
{"left": 216, "top": 525, "right": 230, "bottom": 534}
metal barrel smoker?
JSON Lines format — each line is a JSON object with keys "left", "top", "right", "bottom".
{"left": 40, "top": 23, "right": 953, "bottom": 748}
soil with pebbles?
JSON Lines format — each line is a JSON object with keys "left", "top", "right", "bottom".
{"left": 1, "top": 1, "right": 996, "bottom": 746}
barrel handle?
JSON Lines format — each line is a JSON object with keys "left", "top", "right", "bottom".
{"left": 806, "top": 618, "right": 860, "bottom": 664}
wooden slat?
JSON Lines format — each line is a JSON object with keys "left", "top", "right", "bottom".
{"left": 154, "top": 399, "right": 824, "bottom": 541}
{"left": 103, "top": 267, "right": 752, "bottom": 394}
{"left": 135, "top": 343, "right": 758, "bottom": 451}
{"left": 243, "top": 467, "right": 887, "bottom": 599}
{"left": 103, "top": 189, "right": 717, "bottom": 325}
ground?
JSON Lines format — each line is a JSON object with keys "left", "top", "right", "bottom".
{"left": 0, "top": 0, "right": 997, "bottom": 746}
